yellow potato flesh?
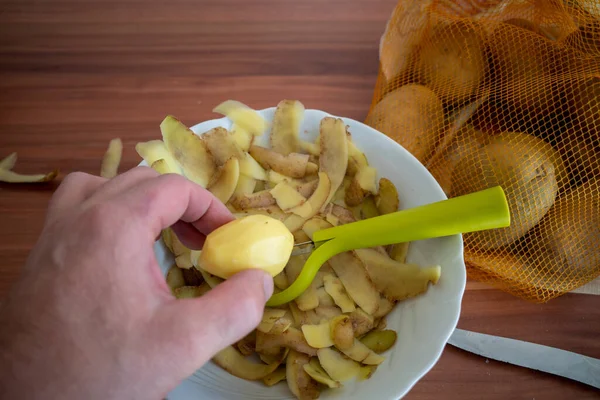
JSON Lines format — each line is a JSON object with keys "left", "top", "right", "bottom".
{"left": 231, "top": 124, "right": 253, "bottom": 151}
{"left": 160, "top": 115, "right": 216, "bottom": 188}
{"left": 317, "top": 348, "right": 361, "bottom": 382}
{"left": 268, "top": 169, "right": 304, "bottom": 187}
{"left": 136, "top": 140, "right": 182, "bottom": 175}
{"left": 213, "top": 346, "right": 281, "bottom": 380}
{"left": 232, "top": 174, "right": 256, "bottom": 199}
{"left": 199, "top": 215, "right": 294, "bottom": 278}
{"left": 339, "top": 339, "right": 385, "bottom": 365}
{"left": 303, "top": 359, "right": 340, "bottom": 388}
{"left": 100, "top": 138, "right": 123, "bottom": 178}
{"left": 208, "top": 157, "right": 240, "bottom": 204}
{"left": 270, "top": 181, "right": 306, "bottom": 211}
{"left": 0, "top": 152, "right": 17, "bottom": 170}
{"left": 151, "top": 159, "right": 173, "bottom": 175}
{"left": 356, "top": 165, "right": 377, "bottom": 194}
{"left": 271, "top": 99, "right": 305, "bottom": 155}
{"left": 288, "top": 172, "right": 331, "bottom": 219}
{"left": 0, "top": 169, "right": 58, "bottom": 183}
{"left": 213, "top": 100, "right": 269, "bottom": 136}
{"left": 319, "top": 117, "right": 349, "bottom": 206}
{"left": 323, "top": 275, "right": 355, "bottom": 313}
{"left": 239, "top": 153, "right": 267, "bottom": 181}
{"left": 301, "top": 322, "right": 334, "bottom": 348}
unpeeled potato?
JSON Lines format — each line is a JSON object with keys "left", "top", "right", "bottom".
{"left": 488, "top": 23, "right": 561, "bottom": 112}
{"left": 452, "top": 139, "right": 558, "bottom": 250}
{"left": 527, "top": 178, "right": 600, "bottom": 276}
{"left": 488, "top": 132, "right": 568, "bottom": 191}
{"left": 365, "top": 84, "right": 444, "bottom": 164}
{"left": 414, "top": 21, "right": 486, "bottom": 103}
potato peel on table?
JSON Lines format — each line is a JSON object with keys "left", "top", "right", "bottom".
{"left": 0, "top": 152, "right": 58, "bottom": 184}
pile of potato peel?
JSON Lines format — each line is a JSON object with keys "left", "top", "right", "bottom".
{"left": 136, "top": 99, "right": 441, "bottom": 399}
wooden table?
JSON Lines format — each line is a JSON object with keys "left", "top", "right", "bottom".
{"left": 1, "top": 1, "right": 598, "bottom": 398}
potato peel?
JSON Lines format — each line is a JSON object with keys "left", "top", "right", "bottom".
{"left": 271, "top": 99, "right": 305, "bottom": 155}
{"left": 317, "top": 348, "right": 361, "bottom": 382}
{"left": 355, "top": 248, "right": 441, "bottom": 301}
{"left": 0, "top": 168, "right": 58, "bottom": 183}
{"left": 213, "top": 100, "right": 269, "bottom": 136}
{"left": 100, "top": 138, "right": 123, "bottom": 178}
{"left": 0, "top": 152, "right": 17, "bottom": 170}
{"left": 208, "top": 157, "right": 240, "bottom": 204}
{"left": 213, "top": 346, "right": 281, "bottom": 380}
{"left": 328, "top": 251, "right": 379, "bottom": 315}
{"left": 203, "top": 127, "right": 245, "bottom": 166}
{"left": 161, "top": 115, "right": 216, "bottom": 187}
{"left": 136, "top": 140, "right": 182, "bottom": 175}
{"left": 249, "top": 145, "right": 310, "bottom": 178}
{"left": 303, "top": 358, "right": 340, "bottom": 389}
{"left": 319, "top": 117, "right": 349, "bottom": 206}
{"left": 286, "top": 350, "right": 321, "bottom": 400}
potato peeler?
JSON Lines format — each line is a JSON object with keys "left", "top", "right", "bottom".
{"left": 265, "top": 186, "right": 510, "bottom": 307}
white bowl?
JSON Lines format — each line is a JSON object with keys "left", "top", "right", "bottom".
{"left": 151, "top": 108, "right": 467, "bottom": 400}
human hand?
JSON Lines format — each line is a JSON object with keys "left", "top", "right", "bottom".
{"left": 0, "top": 167, "right": 274, "bottom": 399}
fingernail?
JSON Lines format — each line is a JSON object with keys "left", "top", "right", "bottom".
{"left": 263, "top": 273, "right": 274, "bottom": 300}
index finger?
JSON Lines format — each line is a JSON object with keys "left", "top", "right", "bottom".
{"left": 115, "top": 173, "right": 234, "bottom": 241}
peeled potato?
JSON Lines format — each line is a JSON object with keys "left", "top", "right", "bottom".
{"left": 528, "top": 179, "right": 600, "bottom": 276}
{"left": 415, "top": 21, "right": 486, "bottom": 102}
{"left": 365, "top": 84, "right": 444, "bottom": 164}
{"left": 452, "top": 140, "right": 558, "bottom": 250}
{"left": 198, "top": 215, "right": 294, "bottom": 278}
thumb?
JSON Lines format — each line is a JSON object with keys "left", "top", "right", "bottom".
{"left": 155, "top": 269, "right": 274, "bottom": 376}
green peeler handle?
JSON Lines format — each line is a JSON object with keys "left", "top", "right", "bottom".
{"left": 266, "top": 186, "right": 510, "bottom": 307}
{"left": 313, "top": 185, "right": 510, "bottom": 252}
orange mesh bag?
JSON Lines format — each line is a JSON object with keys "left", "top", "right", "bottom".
{"left": 366, "top": 0, "right": 600, "bottom": 302}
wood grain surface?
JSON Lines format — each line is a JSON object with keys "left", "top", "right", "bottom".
{"left": 0, "top": 1, "right": 598, "bottom": 399}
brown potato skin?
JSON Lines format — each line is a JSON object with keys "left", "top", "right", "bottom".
{"left": 366, "top": 84, "right": 444, "bottom": 164}
{"left": 415, "top": 21, "right": 486, "bottom": 103}
{"left": 452, "top": 140, "right": 558, "bottom": 250}
{"left": 528, "top": 179, "right": 600, "bottom": 276}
